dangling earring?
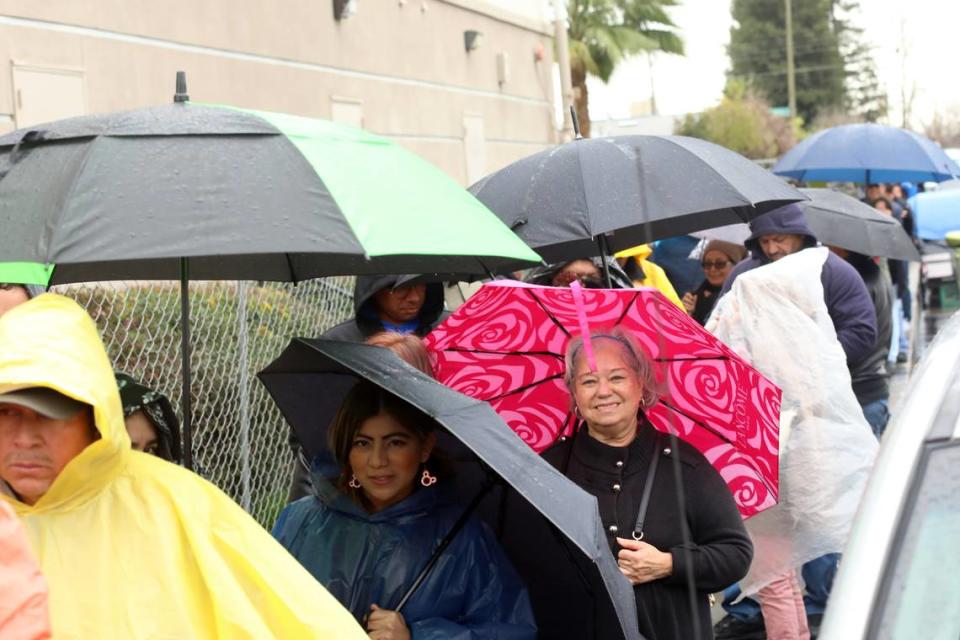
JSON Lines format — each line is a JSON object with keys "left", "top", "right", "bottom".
{"left": 420, "top": 468, "right": 438, "bottom": 487}
{"left": 348, "top": 474, "right": 361, "bottom": 489}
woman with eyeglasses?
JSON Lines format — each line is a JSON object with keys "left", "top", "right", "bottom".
{"left": 682, "top": 240, "right": 747, "bottom": 326}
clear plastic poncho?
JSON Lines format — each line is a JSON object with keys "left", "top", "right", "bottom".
{"left": 706, "top": 247, "right": 878, "bottom": 594}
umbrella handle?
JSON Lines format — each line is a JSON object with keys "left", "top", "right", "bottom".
{"left": 570, "top": 281, "right": 597, "bottom": 372}
{"left": 393, "top": 476, "right": 498, "bottom": 613}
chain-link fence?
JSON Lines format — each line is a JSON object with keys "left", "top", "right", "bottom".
{"left": 52, "top": 277, "right": 355, "bottom": 527}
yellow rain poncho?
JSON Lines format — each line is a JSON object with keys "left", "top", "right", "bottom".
{"left": 613, "top": 244, "right": 684, "bottom": 308}
{"left": 0, "top": 295, "right": 366, "bottom": 640}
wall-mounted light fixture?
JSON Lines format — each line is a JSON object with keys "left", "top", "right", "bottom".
{"left": 333, "top": 0, "right": 358, "bottom": 21}
{"left": 464, "top": 30, "right": 482, "bottom": 52}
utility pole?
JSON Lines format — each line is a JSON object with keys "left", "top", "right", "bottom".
{"left": 647, "top": 52, "right": 658, "bottom": 116}
{"left": 785, "top": 0, "right": 797, "bottom": 120}
{"left": 553, "top": 0, "right": 575, "bottom": 141}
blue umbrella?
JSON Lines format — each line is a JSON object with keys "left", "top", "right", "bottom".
{"left": 773, "top": 124, "right": 960, "bottom": 183}
{"left": 909, "top": 189, "right": 960, "bottom": 240}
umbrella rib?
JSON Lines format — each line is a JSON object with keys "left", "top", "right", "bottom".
{"left": 656, "top": 399, "right": 778, "bottom": 497}
{"left": 441, "top": 347, "right": 563, "bottom": 359}
{"left": 652, "top": 355, "right": 730, "bottom": 362}
{"left": 618, "top": 292, "right": 641, "bottom": 325}
{"left": 656, "top": 399, "right": 735, "bottom": 445}
{"left": 523, "top": 288, "right": 572, "bottom": 338}
{"left": 484, "top": 372, "right": 564, "bottom": 402}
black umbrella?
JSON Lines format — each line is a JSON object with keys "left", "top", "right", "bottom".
{"left": 469, "top": 134, "right": 806, "bottom": 266}
{"left": 0, "top": 73, "right": 539, "bottom": 468}
{"left": 799, "top": 188, "right": 921, "bottom": 261}
{"left": 258, "top": 338, "right": 642, "bottom": 640}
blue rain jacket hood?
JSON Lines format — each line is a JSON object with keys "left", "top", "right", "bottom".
{"left": 743, "top": 203, "right": 818, "bottom": 259}
{"left": 273, "top": 473, "right": 536, "bottom": 640}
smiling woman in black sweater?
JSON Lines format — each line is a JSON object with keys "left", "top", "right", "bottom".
{"left": 501, "top": 329, "right": 752, "bottom": 640}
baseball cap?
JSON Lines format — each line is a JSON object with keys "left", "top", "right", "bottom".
{"left": 0, "top": 387, "right": 87, "bottom": 420}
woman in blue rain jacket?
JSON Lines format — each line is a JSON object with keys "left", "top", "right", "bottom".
{"left": 273, "top": 380, "right": 536, "bottom": 640}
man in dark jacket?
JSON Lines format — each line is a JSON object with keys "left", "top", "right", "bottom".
{"left": 828, "top": 248, "right": 893, "bottom": 437}
{"left": 323, "top": 274, "right": 447, "bottom": 342}
{"left": 715, "top": 204, "right": 878, "bottom": 640}
{"left": 286, "top": 275, "right": 448, "bottom": 501}
{"left": 719, "top": 203, "right": 878, "bottom": 367}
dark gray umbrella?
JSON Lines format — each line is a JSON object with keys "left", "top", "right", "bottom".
{"left": 0, "top": 73, "right": 539, "bottom": 468}
{"left": 799, "top": 188, "right": 921, "bottom": 261}
{"left": 258, "top": 338, "right": 642, "bottom": 640}
{"left": 469, "top": 134, "right": 806, "bottom": 265}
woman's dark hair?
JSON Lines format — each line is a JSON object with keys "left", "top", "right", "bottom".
{"left": 115, "top": 372, "right": 181, "bottom": 463}
{"left": 327, "top": 381, "right": 447, "bottom": 492}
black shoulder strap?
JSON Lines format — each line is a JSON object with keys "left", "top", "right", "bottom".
{"left": 632, "top": 431, "right": 664, "bottom": 541}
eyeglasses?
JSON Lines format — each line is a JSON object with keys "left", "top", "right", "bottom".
{"left": 702, "top": 259, "right": 732, "bottom": 271}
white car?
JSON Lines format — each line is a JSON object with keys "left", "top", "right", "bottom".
{"left": 821, "top": 310, "right": 960, "bottom": 639}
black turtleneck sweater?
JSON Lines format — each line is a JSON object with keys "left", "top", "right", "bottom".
{"left": 690, "top": 280, "right": 722, "bottom": 326}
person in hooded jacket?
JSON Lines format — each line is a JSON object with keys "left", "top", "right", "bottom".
{"left": 115, "top": 373, "right": 182, "bottom": 462}
{"left": 273, "top": 379, "right": 537, "bottom": 640}
{"left": 288, "top": 275, "right": 449, "bottom": 501}
{"left": 719, "top": 203, "right": 877, "bottom": 368}
{"left": 0, "top": 294, "right": 366, "bottom": 640}
{"left": 324, "top": 275, "right": 448, "bottom": 342}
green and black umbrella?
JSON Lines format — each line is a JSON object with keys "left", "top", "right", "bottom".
{"left": 0, "top": 73, "right": 541, "bottom": 467}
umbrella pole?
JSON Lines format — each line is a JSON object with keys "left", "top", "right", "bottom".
{"left": 596, "top": 236, "right": 613, "bottom": 288}
{"left": 179, "top": 257, "right": 194, "bottom": 470}
{"left": 394, "top": 476, "right": 497, "bottom": 613}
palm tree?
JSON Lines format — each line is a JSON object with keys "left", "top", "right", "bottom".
{"left": 567, "top": 0, "right": 684, "bottom": 137}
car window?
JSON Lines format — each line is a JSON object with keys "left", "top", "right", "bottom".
{"left": 874, "top": 442, "right": 960, "bottom": 639}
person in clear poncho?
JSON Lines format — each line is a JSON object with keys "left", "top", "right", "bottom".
{"left": 707, "top": 247, "right": 879, "bottom": 639}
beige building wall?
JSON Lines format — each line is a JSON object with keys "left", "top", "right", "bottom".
{"left": 0, "top": 0, "right": 557, "bottom": 183}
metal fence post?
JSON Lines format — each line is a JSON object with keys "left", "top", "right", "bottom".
{"left": 237, "top": 280, "right": 252, "bottom": 511}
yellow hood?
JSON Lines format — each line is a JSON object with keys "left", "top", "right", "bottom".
{"left": 0, "top": 294, "right": 129, "bottom": 515}
{"left": 0, "top": 295, "right": 364, "bottom": 639}
{"left": 613, "top": 243, "right": 653, "bottom": 260}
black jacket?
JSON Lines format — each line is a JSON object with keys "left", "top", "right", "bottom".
{"left": 500, "top": 422, "right": 753, "bottom": 640}
{"left": 845, "top": 254, "right": 892, "bottom": 405}
{"left": 690, "top": 280, "right": 721, "bottom": 326}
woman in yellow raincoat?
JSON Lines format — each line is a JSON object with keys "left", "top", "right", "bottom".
{"left": 0, "top": 294, "right": 366, "bottom": 640}
{"left": 614, "top": 244, "right": 684, "bottom": 308}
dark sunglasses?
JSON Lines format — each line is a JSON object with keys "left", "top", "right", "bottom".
{"left": 702, "top": 259, "right": 732, "bottom": 270}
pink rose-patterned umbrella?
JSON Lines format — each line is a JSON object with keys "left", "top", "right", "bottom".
{"left": 424, "top": 280, "right": 781, "bottom": 517}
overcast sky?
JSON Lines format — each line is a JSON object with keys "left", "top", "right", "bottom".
{"left": 587, "top": 0, "right": 959, "bottom": 129}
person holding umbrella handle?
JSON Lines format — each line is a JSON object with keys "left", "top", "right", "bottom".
{"left": 273, "top": 334, "right": 536, "bottom": 640}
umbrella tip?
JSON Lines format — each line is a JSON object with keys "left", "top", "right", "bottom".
{"left": 174, "top": 71, "right": 189, "bottom": 103}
